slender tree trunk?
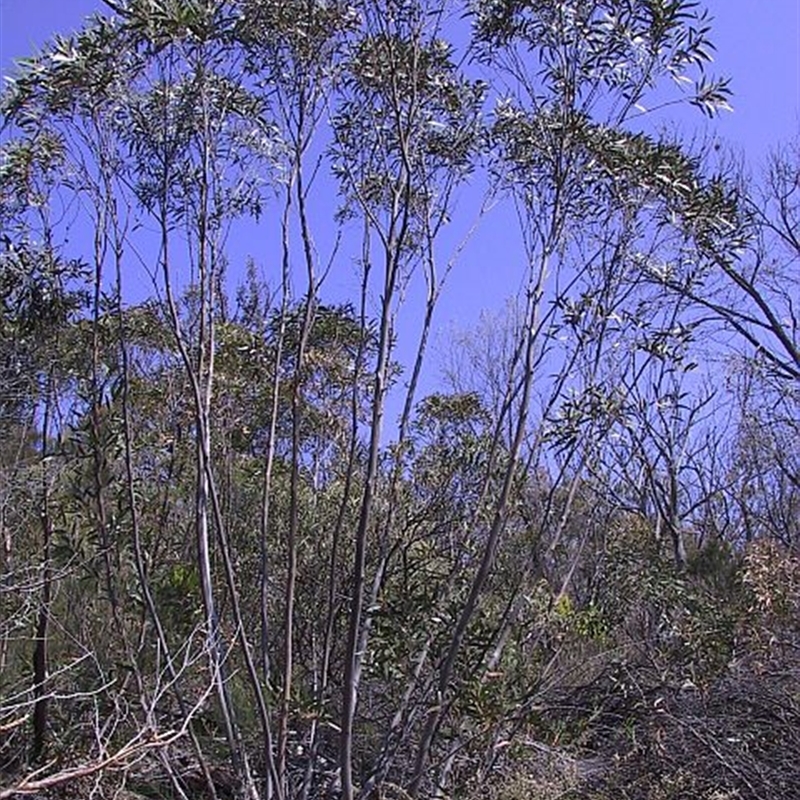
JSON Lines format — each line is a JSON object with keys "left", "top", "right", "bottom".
{"left": 408, "top": 250, "right": 548, "bottom": 796}
{"left": 32, "top": 372, "right": 54, "bottom": 762}
{"left": 340, "top": 235, "right": 402, "bottom": 800}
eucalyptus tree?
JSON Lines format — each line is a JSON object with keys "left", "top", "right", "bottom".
{"left": 693, "top": 144, "right": 799, "bottom": 547}
{"left": 396, "top": 2, "right": 735, "bottom": 792}
{"left": 0, "top": 0, "right": 747, "bottom": 798}
{"left": 669, "top": 143, "right": 800, "bottom": 384}
{"left": 111, "top": 8, "right": 282, "bottom": 796}
{"left": 723, "top": 184, "right": 800, "bottom": 549}
{"left": 2, "top": 4, "right": 278, "bottom": 797}
{"left": 630, "top": 140, "right": 800, "bottom": 552}
{"left": 325, "top": 2, "right": 485, "bottom": 796}
{"left": 233, "top": 6, "right": 359, "bottom": 789}
{"left": 0, "top": 142, "right": 88, "bottom": 766}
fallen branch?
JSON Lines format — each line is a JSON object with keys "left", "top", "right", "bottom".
{"left": 0, "top": 727, "right": 184, "bottom": 798}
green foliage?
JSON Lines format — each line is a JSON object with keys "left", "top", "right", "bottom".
{"left": 0, "top": 245, "right": 87, "bottom": 422}
{"left": 473, "top": 0, "right": 731, "bottom": 117}
{"left": 0, "top": 2, "right": 796, "bottom": 798}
